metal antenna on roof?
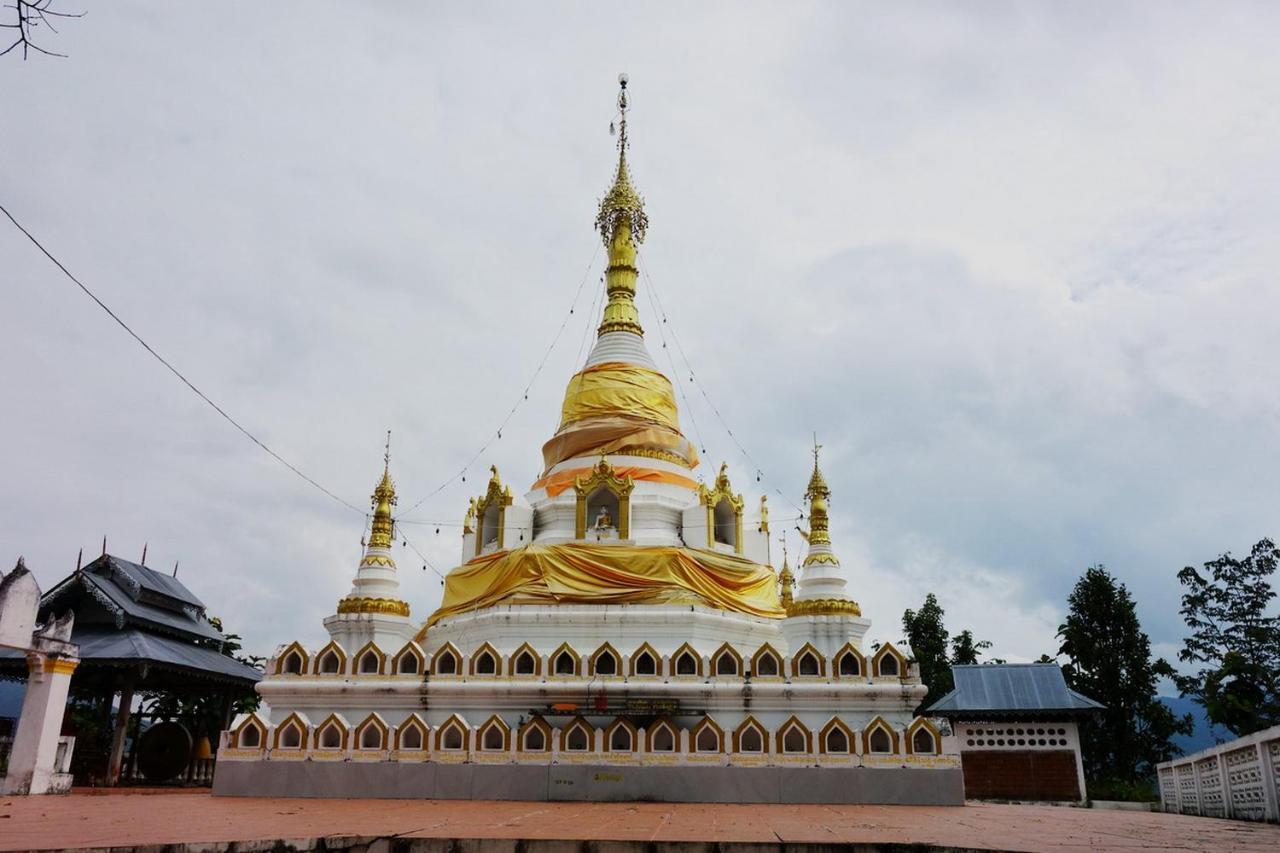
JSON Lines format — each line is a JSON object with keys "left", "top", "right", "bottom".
{"left": 140, "top": 542, "right": 148, "bottom": 566}
{"left": 76, "top": 548, "right": 83, "bottom": 571}
{"left": 102, "top": 536, "right": 107, "bottom": 556}
{"left": 173, "top": 560, "right": 179, "bottom": 578}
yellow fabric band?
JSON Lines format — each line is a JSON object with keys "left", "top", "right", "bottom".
{"left": 421, "top": 542, "right": 784, "bottom": 630}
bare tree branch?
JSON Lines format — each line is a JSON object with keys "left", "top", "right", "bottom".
{"left": 3, "top": 0, "right": 82, "bottom": 60}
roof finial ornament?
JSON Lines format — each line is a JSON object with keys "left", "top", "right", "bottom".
{"left": 595, "top": 74, "right": 648, "bottom": 337}
{"left": 368, "top": 433, "right": 398, "bottom": 550}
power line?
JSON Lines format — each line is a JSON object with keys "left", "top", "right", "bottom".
{"left": 396, "top": 244, "right": 601, "bottom": 521}
{"left": 637, "top": 251, "right": 807, "bottom": 518}
{"left": 1, "top": 201, "right": 366, "bottom": 515}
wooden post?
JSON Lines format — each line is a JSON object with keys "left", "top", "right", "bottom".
{"left": 106, "top": 671, "right": 136, "bottom": 786}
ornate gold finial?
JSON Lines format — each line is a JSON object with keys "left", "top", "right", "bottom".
{"left": 778, "top": 534, "right": 794, "bottom": 608}
{"left": 758, "top": 495, "right": 769, "bottom": 533}
{"left": 368, "top": 431, "right": 397, "bottom": 549}
{"left": 801, "top": 435, "right": 837, "bottom": 562}
{"left": 596, "top": 73, "right": 646, "bottom": 337}
{"left": 463, "top": 498, "right": 476, "bottom": 535}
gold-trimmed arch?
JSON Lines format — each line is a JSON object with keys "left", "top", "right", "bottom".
{"left": 671, "top": 642, "right": 703, "bottom": 677}
{"left": 819, "top": 716, "right": 855, "bottom": 754}
{"left": 354, "top": 712, "right": 389, "bottom": 750}
{"left": 517, "top": 715, "right": 552, "bottom": 752}
{"left": 629, "top": 642, "right": 661, "bottom": 677}
{"left": 589, "top": 642, "right": 623, "bottom": 677}
{"left": 313, "top": 640, "right": 347, "bottom": 676}
{"left": 395, "top": 714, "right": 429, "bottom": 751}
{"left": 559, "top": 716, "right": 596, "bottom": 752}
{"left": 750, "top": 643, "right": 784, "bottom": 678}
{"left": 833, "top": 643, "right": 865, "bottom": 678}
{"left": 230, "top": 713, "right": 268, "bottom": 749}
{"left": 862, "top": 715, "right": 900, "bottom": 754}
{"left": 692, "top": 716, "right": 726, "bottom": 753}
{"left": 574, "top": 457, "right": 634, "bottom": 539}
{"left": 699, "top": 463, "right": 745, "bottom": 553}
{"left": 776, "top": 715, "right": 813, "bottom": 754}
{"left": 477, "top": 714, "right": 511, "bottom": 752}
{"left": 435, "top": 714, "right": 470, "bottom": 752}
{"left": 353, "top": 641, "right": 386, "bottom": 676}
{"left": 272, "top": 712, "right": 309, "bottom": 751}
{"left": 550, "top": 642, "right": 582, "bottom": 677}
{"left": 710, "top": 642, "right": 743, "bottom": 677}
{"left": 313, "top": 713, "right": 350, "bottom": 751}
{"left": 731, "top": 716, "right": 767, "bottom": 753}
{"left": 906, "top": 717, "right": 942, "bottom": 755}
{"left": 274, "top": 641, "right": 309, "bottom": 676}
{"left": 509, "top": 642, "right": 542, "bottom": 677}
{"left": 604, "top": 716, "right": 639, "bottom": 753}
{"left": 392, "top": 642, "right": 426, "bottom": 676}
{"left": 430, "top": 642, "right": 463, "bottom": 676}
{"left": 474, "top": 465, "right": 514, "bottom": 556}
{"left": 469, "top": 642, "right": 502, "bottom": 676}
{"left": 873, "top": 642, "right": 907, "bottom": 679}
{"left": 791, "top": 643, "right": 826, "bottom": 678}
{"left": 645, "top": 715, "right": 680, "bottom": 753}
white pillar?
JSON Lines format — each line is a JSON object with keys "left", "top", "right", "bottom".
{"left": 1, "top": 652, "right": 79, "bottom": 795}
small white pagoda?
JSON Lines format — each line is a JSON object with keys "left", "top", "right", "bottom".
{"left": 215, "top": 78, "right": 962, "bottom": 804}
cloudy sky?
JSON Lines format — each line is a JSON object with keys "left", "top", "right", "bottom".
{"left": 3, "top": 3, "right": 1277, "bottom": 674}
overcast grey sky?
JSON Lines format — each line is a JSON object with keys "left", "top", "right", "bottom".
{"left": 3, "top": 2, "right": 1277, "bottom": 669}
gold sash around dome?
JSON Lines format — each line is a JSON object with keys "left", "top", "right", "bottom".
{"left": 543, "top": 363, "right": 699, "bottom": 470}
{"left": 421, "top": 543, "right": 784, "bottom": 629}
{"left": 558, "top": 362, "right": 679, "bottom": 430}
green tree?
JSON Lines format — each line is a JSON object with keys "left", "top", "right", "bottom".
{"left": 950, "top": 630, "right": 993, "bottom": 666}
{"left": 1058, "top": 565, "right": 1191, "bottom": 794}
{"left": 902, "top": 594, "right": 994, "bottom": 711}
{"left": 903, "top": 594, "right": 952, "bottom": 711}
{"left": 1176, "top": 538, "right": 1280, "bottom": 736}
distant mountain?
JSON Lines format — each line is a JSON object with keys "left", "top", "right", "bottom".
{"left": 1160, "top": 695, "right": 1233, "bottom": 756}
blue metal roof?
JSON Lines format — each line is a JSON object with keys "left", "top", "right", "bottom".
{"left": 926, "top": 663, "right": 1104, "bottom": 717}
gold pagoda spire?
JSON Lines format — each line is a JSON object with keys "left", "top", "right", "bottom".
{"left": 367, "top": 431, "right": 397, "bottom": 549}
{"left": 801, "top": 437, "right": 838, "bottom": 563}
{"left": 596, "top": 73, "right": 647, "bottom": 337}
{"left": 778, "top": 536, "right": 795, "bottom": 609}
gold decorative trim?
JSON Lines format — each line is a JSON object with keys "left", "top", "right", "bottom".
{"left": 574, "top": 457, "right": 634, "bottom": 539}
{"left": 359, "top": 554, "right": 396, "bottom": 568}
{"left": 43, "top": 657, "right": 79, "bottom": 675}
{"left": 786, "top": 598, "right": 862, "bottom": 618}
{"left": 474, "top": 466, "right": 513, "bottom": 556}
{"left": 337, "top": 596, "right": 411, "bottom": 617}
{"left": 699, "top": 463, "right": 744, "bottom": 554}
{"left": 621, "top": 447, "right": 693, "bottom": 468}
{"left": 803, "top": 553, "right": 839, "bottom": 566}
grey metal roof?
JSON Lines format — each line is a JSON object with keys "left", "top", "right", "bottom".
{"left": 41, "top": 555, "right": 223, "bottom": 642}
{"left": 0, "top": 627, "right": 261, "bottom": 685}
{"left": 926, "top": 663, "right": 1104, "bottom": 717}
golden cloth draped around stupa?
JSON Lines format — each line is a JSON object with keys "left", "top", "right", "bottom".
{"left": 422, "top": 543, "right": 784, "bottom": 629}
{"left": 542, "top": 362, "right": 699, "bottom": 470}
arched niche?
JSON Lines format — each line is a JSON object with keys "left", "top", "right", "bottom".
{"left": 396, "top": 714, "right": 429, "bottom": 752}
{"left": 906, "top": 717, "right": 942, "bottom": 755}
{"left": 475, "top": 466, "right": 513, "bottom": 556}
{"left": 698, "top": 464, "right": 744, "bottom": 553}
{"left": 574, "top": 457, "right": 634, "bottom": 540}
{"left": 275, "top": 641, "right": 308, "bottom": 676}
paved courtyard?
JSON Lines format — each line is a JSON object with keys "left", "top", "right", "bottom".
{"left": 1, "top": 792, "right": 1278, "bottom": 852}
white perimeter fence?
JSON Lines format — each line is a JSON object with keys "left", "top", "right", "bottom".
{"left": 1158, "top": 724, "right": 1280, "bottom": 822}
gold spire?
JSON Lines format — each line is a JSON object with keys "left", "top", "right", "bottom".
{"left": 803, "top": 437, "right": 832, "bottom": 551}
{"left": 596, "top": 73, "right": 646, "bottom": 337}
{"left": 367, "top": 431, "right": 397, "bottom": 549}
{"left": 778, "top": 536, "right": 794, "bottom": 609}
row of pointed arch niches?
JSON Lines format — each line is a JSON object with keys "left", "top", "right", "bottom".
{"left": 226, "top": 711, "right": 943, "bottom": 762}
{"left": 270, "top": 639, "right": 912, "bottom": 682}
{"left": 465, "top": 459, "right": 750, "bottom": 556}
